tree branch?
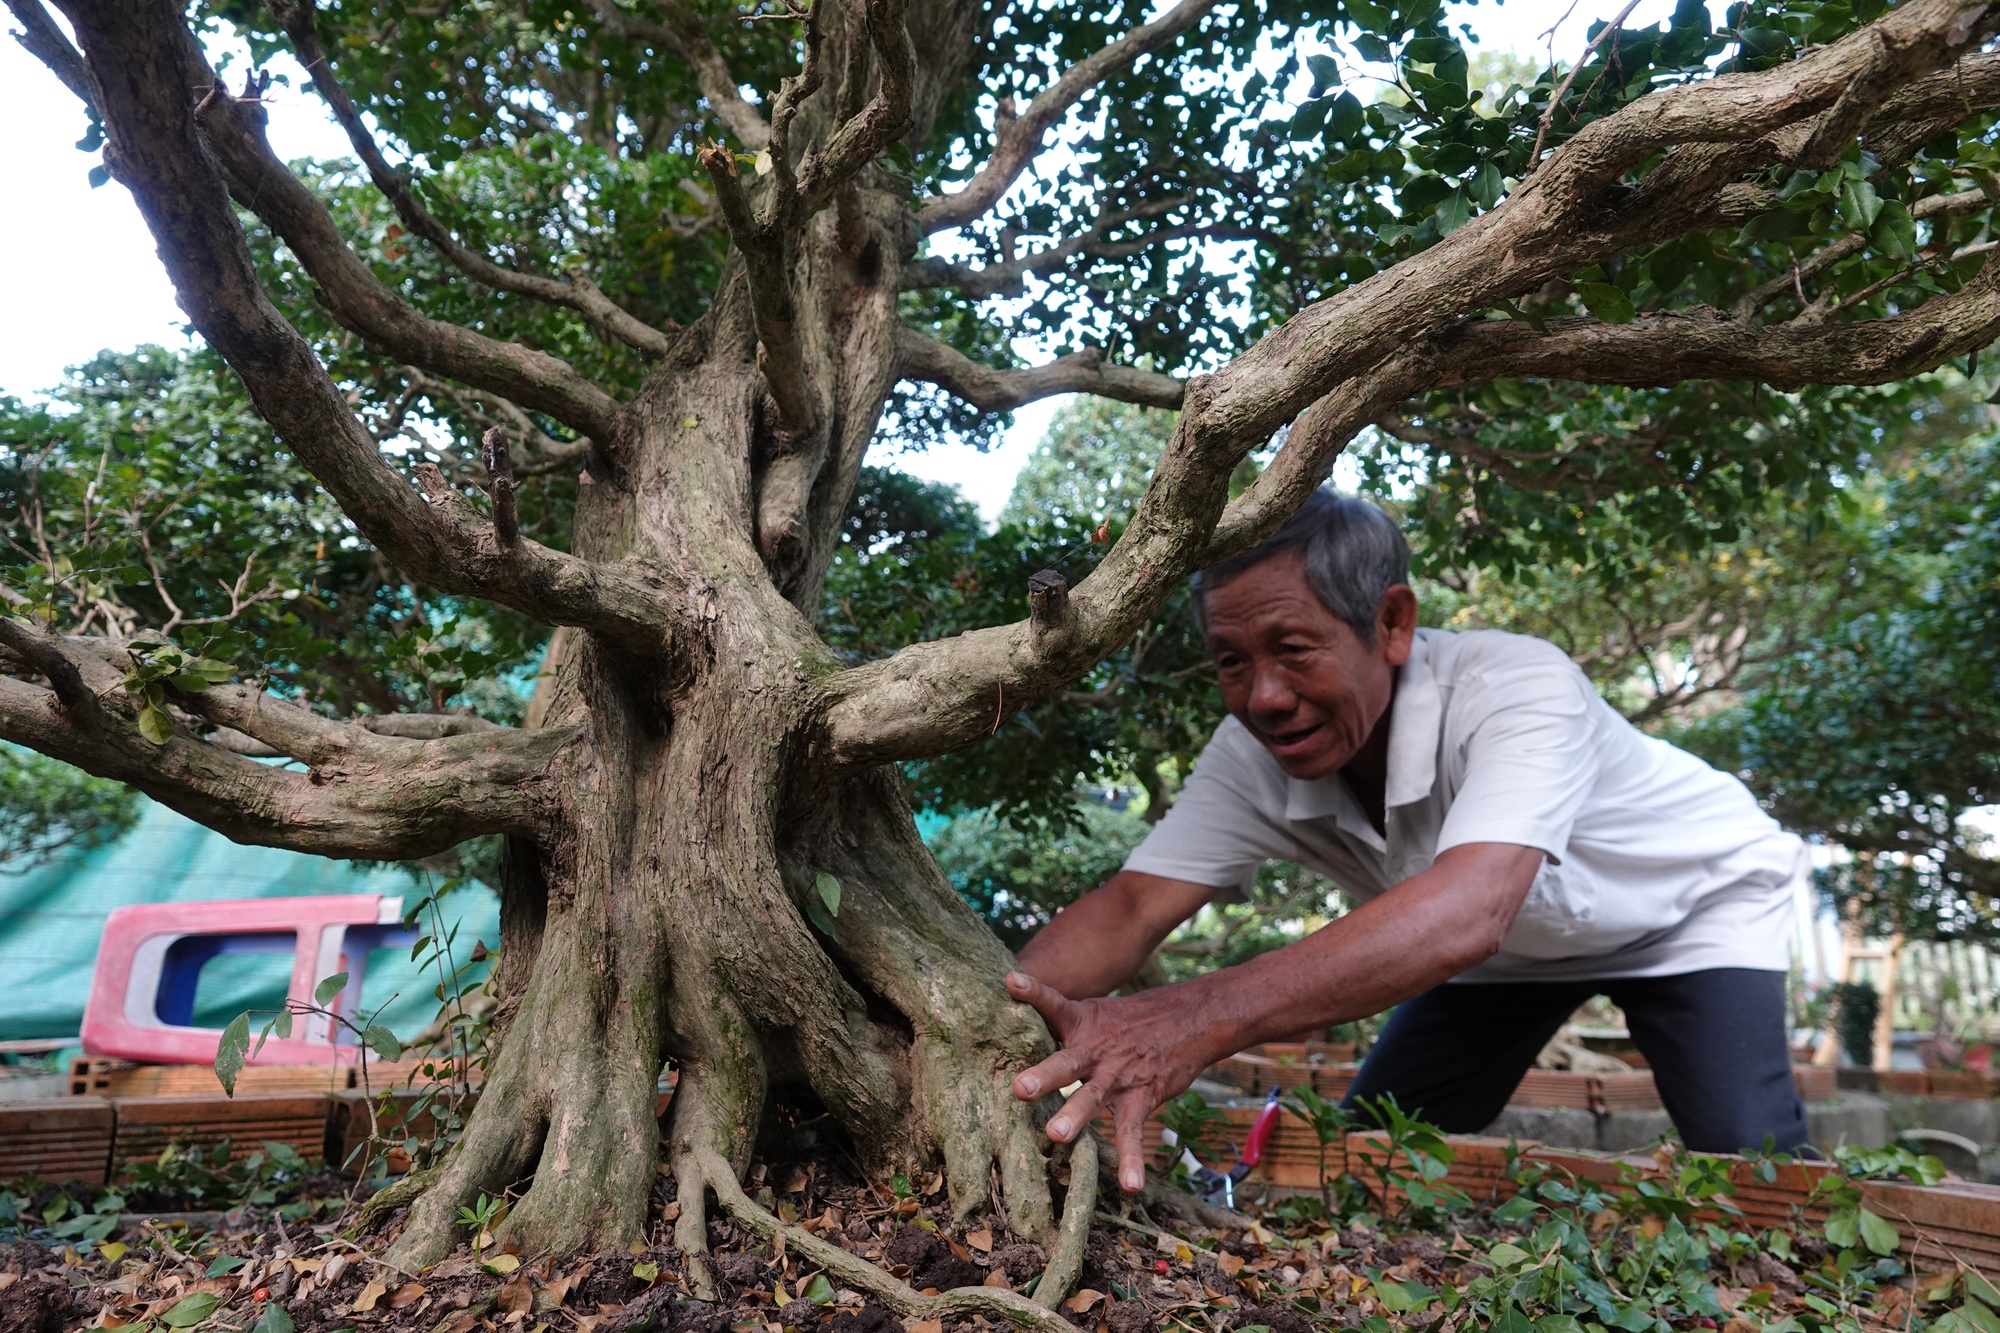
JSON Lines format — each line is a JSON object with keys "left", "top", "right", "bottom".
{"left": 45, "top": 0, "right": 682, "bottom": 649}
{"left": 904, "top": 195, "right": 1189, "bottom": 299}
{"left": 915, "top": 0, "right": 1223, "bottom": 234}
{"left": 270, "top": 0, "right": 675, "bottom": 359}
{"left": 3, "top": 0, "right": 92, "bottom": 111}
{"left": 0, "top": 629, "right": 570, "bottom": 858}
{"left": 894, "top": 327, "right": 1184, "bottom": 412}
{"left": 1732, "top": 186, "right": 1993, "bottom": 319}
{"left": 17, "top": 11, "right": 627, "bottom": 448}
{"left": 583, "top": 0, "right": 772, "bottom": 150}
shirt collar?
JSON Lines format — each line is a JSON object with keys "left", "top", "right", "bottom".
{"left": 1282, "top": 628, "right": 1442, "bottom": 826}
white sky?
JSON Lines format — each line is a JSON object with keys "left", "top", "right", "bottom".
{"left": 0, "top": 0, "right": 1711, "bottom": 519}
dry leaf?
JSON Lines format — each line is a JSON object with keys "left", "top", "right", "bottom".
{"left": 661, "top": 1202, "right": 682, "bottom": 1224}
{"left": 496, "top": 1278, "right": 534, "bottom": 1316}
{"left": 945, "top": 1237, "right": 971, "bottom": 1262}
{"left": 481, "top": 1254, "right": 522, "bottom": 1275}
{"left": 1217, "top": 1252, "right": 1245, "bottom": 1277}
{"left": 1064, "top": 1289, "right": 1106, "bottom": 1313}
{"left": 353, "top": 1279, "right": 387, "bottom": 1312}
{"left": 290, "top": 1257, "right": 325, "bottom": 1276}
{"left": 0, "top": 1274, "right": 18, "bottom": 1291}
{"left": 322, "top": 1254, "right": 349, "bottom": 1285}
{"left": 964, "top": 1228, "right": 992, "bottom": 1254}
{"left": 783, "top": 1167, "right": 810, "bottom": 1193}
{"left": 982, "top": 1270, "right": 1010, "bottom": 1289}
{"left": 390, "top": 1281, "right": 428, "bottom": 1309}
{"left": 904, "top": 1321, "right": 943, "bottom": 1333}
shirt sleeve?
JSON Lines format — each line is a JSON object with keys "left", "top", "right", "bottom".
{"left": 1122, "top": 719, "right": 1296, "bottom": 893}
{"left": 1434, "top": 648, "right": 1603, "bottom": 861}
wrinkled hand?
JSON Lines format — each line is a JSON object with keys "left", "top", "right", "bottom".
{"left": 1005, "top": 970, "right": 1221, "bottom": 1195}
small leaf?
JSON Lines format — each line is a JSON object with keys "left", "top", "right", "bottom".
{"left": 480, "top": 1254, "right": 521, "bottom": 1275}
{"left": 87, "top": 162, "right": 111, "bottom": 188}
{"left": 802, "top": 1274, "right": 836, "bottom": 1305}
{"left": 163, "top": 1292, "right": 222, "bottom": 1327}
{"left": 363, "top": 1026, "right": 404, "bottom": 1060}
{"left": 815, "top": 872, "right": 842, "bottom": 917}
{"left": 1306, "top": 52, "right": 1340, "bottom": 98}
{"left": 1856, "top": 1205, "right": 1900, "bottom": 1255}
{"left": 352, "top": 1279, "right": 387, "bottom": 1312}
{"left": 215, "top": 1013, "right": 251, "bottom": 1096}
{"left": 272, "top": 1007, "right": 293, "bottom": 1041}
{"left": 632, "top": 1260, "right": 660, "bottom": 1284}
{"left": 252, "top": 1304, "right": 296, "bottom": 1333}
{"left": 1487, "top": 1242, "right": 1531, "bottom": 1268}
{"left": 314, "top": 972, "right": 350, "bottom": 1007}
{"left": 138, "top": 704, "right": 173, "bottom": 745}
{"left": 99, "top": 1242, "right": 129, "bottom": 1264}
{"left": 206, "top": 1255, "right": 247, "bottom": 1277}
{"left": 1577, "top": 281, "right": 1636, "bottom": 324}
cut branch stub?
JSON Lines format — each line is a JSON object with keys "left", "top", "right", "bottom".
{"left": 1026, "top": 569, "right": 1069, "bottom": 636}
{"left": 481, "top": 426, "right": 520, "bottom": 549}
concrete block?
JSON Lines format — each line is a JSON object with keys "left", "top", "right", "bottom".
{"left": 1809, "top": 1093, "right": 1893, "bottom": 1151}
{"left": 1595, "top": 1110, "right": 1678, "bottom": 1153}
{"left": 1481, "top": 1106, "right": 1597, "bottom": 1149}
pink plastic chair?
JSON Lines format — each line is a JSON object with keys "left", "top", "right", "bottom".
{"left": 80, "top": 895, "right": 414, "bottom": 1066}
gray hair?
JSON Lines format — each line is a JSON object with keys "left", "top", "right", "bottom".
{"left": 1190, "top": 490, "right": 1410, "bottom": 647}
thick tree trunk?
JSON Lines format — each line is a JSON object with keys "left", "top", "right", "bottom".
{"left": 384, "top": 307, "right": 1064, "bottom": 1264}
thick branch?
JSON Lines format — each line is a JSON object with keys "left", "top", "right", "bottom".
{"left": 0, "top": 631, "right": 569, "bottom": 857}
{"left": 584, "top": 0, "right": 771, "bottom": 150}
{"left": 791, "top": 0, "right": 914, "bottom": 214}
{"left": 895, "top": 327, "right": 1184, "bottom": 412}
{"left": 1444, "top": 255, "right": 2000, "bottom": 388}
{"left": 700, "top": 145, "right": 818, "bottom": 437}
{"left": 916, "top": 0, "right": 1223, "bottom": 234}
{"left": 271, "top": 0, "right": 674, "bottom": 358}
{"left": 3, "top": 0, "right": 92, "bottom": 110}
{"left": 47, "top": 0, "right": 679, "bottom": 647}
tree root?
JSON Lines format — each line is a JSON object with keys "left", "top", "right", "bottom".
{"left": 352, "top": 1164, "right": 441, "bottom": 1236}
{"left": 695, "top": 1150, "right": 1079, "bottom": 1333}
{"left": 1032, "top": 1133, "right": 1096, "bottom": 1309}
{"left": 1114, "top": 1162, "right": 1250, "bottom": 1234}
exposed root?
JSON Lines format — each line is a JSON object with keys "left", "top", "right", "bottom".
{"left": 1032, "top": 1132, "right": 1097, "bottom": 1309}
{"left": 1130, "top": 1172, "right": 1250, "bottom": 1234}
{"left": 351, "top": 1164, "right": 439, "bottom": 1235}
{"left": 672, "top": 1148, "right": 719, "bottom": 1301}
{"left": 696, "top": 1150, "right": 1079, "bottom": 1333}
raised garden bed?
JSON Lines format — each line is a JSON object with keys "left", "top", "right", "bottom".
{"left": 0, "top": 1099, "right": 114, "bottom": 1186}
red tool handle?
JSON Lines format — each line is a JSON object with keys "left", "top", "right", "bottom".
{"left": 1239, "top": 1087, "right": 1283, "bottom": 1168}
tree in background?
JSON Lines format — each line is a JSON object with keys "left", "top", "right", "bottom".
{"left": 7, "top": 0, "right": 2000, "bottom": 1278}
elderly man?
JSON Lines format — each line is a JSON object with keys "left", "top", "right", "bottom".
{"left": 1005, "top": 491, "right": 1808, "bottom": 1193}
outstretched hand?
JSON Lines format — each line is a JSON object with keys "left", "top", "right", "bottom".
{"left": 1005, "top": 970, "right": 1227, "bottom": 1195}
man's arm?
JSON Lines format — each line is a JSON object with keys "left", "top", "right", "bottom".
{"left": 1006, "top": 840, "right": 1545, "bottom": 1192}
{"left": 1015, "top": 870, "right": 1219, "bottom": 999}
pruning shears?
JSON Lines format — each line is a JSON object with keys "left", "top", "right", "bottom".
{"left": 1159, "top": 1086, "right": 1284, "bottom": 1208}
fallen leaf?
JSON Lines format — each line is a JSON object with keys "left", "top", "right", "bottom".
{"left": 632, "top": 1261, "right": 660, "bottom": 1285}
{"left": 964, "top": 1228, "right": 993, "bottom": 1253}
{"left": 1064, "top": 1289, "right": 1107, "bottom": 1313}
{"left": 443, "top": 1316, "right": 480, "bottom": 1333}
{"left": 390, "top": 1281, "right": 428, "bottom": 1309}
{"left": 99, "top": 1243, "right": 130, "bottom": 1265}
{"left": 983, "top": 1270, "right": 1010, "bottom": 1289}
{"left": 289, "top": 1257, "right": 324, "bottom": 1276}
{"left": 1217, "top": 1253, "right": 1245, "bottom": 1277}
{"left": 783, "top": 1167, "right": 810, "bottom": 1193}
{"left": 945, "top": 1237, "right": 971, "bottom": 1262}
{"left": 353, "top": 1279, "right": 387, "bottom": 1312}
{"left": 1723, "top": 1321, "right": 1759, "bottom": 1333}
{"left": 497, "top": 1278, "right": 534, "bottom": 1316}
{"left": 661, "top": 1202, "right": 682, "bottom": 1224}
{"left": 161, "top": 1293, "right": 221, "bottom": 1328}
{"left": 321, "top": 1254, "right": 349, "bottom": 1285}
{"left": 481, "top": 1254, "right": 522, "bottom": 1275}
{"left": 904, "top": 1321, "right": 943, "bottom": 1333}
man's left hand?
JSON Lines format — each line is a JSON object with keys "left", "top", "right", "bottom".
{"left": 1005, "top": 970, "right": 1224, "bottom": 1194}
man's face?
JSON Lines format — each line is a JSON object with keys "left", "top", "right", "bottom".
{"left": 1202, "top": 550, "right": 1413, "bottom": 780}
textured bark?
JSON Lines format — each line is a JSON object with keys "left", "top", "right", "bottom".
{"left": 18, "top": 0, "right": 2000, "bottom": 1285}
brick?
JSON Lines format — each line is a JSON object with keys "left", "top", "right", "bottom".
{"left": 109, "top": 1093, "right": 330, "bottom": 1175}
{"left": 0, "top": 1098, "right": 114, "bottom": 1185}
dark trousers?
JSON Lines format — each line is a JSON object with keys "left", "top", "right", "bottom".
{"left": 1341, "top": 968, "right": 1810, "bottom": 1154}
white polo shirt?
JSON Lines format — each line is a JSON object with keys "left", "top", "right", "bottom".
{"left": 1122, "top": 627, "right": 1803, "bottom": 981}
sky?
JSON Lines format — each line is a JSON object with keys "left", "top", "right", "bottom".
{"left": 0, "top": 0, "right": 1717, "bottom": 519}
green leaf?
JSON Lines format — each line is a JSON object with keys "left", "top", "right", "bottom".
{"left": 1577, "top": 282, "right": 1636, "bottom": 324}
{"left": 1823, "top": 1205, "right": 1860, "bottom": 1249}
{"left": 1434, "top": 190, "right": 1472, "bottom": 235}
{"left": 205, "top": 1255, "right": 247, "bottom": 1277}
{"left": 215, "top": 1012, "right": 251, "bottom": 1096}
{"left": 802, "top": 1274, "right": 837, "bottom": 1305}
{"left": 1941, "top": 1302, "right": 2000, "bottom": 1333}
{"left": 163, "top": 1292, "right": 222, "bottom": 1327}
{"left": 1856, "top": 1205, "right": 1900, "bottom": 1255}
{"left": 362, "top": 1026, "right": 404, "bottom": 1061}
{"left": 1539, "top": 1317, "right": 1586, "bottom": 1333}
{"left": 138, "top": 703, "right": 173, "bottom": 745}
{"left": 252, "top": 1303, "right": 297, "bottom": 1333}
{"left": 815, "top": 872, "right": 842, "bottom": 917}
{"left": 1487, "top": 1242, "right": 1531, "bottom": 1268}
{"left": 1490, "top": 1193, "right": 1538, "bottom": 1223}
{"left": 1609, "top": 1304, "right": 1657, "bottom": 1332}
{"left": 1374, "top": 1280, "right": 1436, "bottom": 1314}
{"left": 1840, "top": 178, "right": 1884, "bottom": 229}
{"left": 1306, "top": 52, "right": 1340, "bottom": 98}
{"left": 314, "top": 972, "right": 350, "bottom": 1007}
{"left": 272, "top": 1007, "right": 293, "bottom": 1041}
{"left": 1870, "top": 201, "right": 1919, "bottom": 261}
{"left": 87, "top": 162, "right": 110, "bottom": 188}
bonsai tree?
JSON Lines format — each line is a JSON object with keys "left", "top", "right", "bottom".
{"left": 7, "top": 0, "right": 2000, "bottom": 1281}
